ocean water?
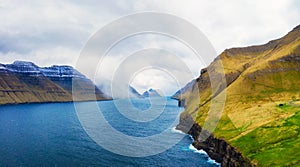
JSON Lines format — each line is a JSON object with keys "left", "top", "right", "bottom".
{"left": 0, "top": 97, "right": 220, "bottom": 167}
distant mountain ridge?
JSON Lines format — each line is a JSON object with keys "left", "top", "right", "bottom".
{"left": 0, "top": 61, "right": 110, "bottom": 105}
{"left": 142, "top": 88, "right": 162, "bottom": 97}
{"left": 129, "top": 86, "right": 143, "bottom": 98}
{"left": 1, "top": 61, "right": 88, "bottom": 81}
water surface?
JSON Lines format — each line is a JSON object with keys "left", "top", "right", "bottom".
{"left": 0, "top": 98, "right": 219, "bottom": 166}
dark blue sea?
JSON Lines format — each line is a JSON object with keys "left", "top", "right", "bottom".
{"left": 0, "top": 97, "right": 219, "bottom": 167}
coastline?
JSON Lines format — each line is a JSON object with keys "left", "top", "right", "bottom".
{"left": 171, "top": 127, "right": 220, "bottom": 166}
{"left": 176, "top": 116, "right": 253, "bottom": 167}
{"left": 0, "top": 98, "right": 113, "bottom": 106}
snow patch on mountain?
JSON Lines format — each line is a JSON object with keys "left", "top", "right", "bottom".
{"left": 1, "top": 61, "right": 86, "bottom": 78}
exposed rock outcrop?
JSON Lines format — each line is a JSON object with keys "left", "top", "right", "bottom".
{"left": 189, "top": 125, "right": 251, "bottom": 166}
{"left": 176, "top": 115, "right": 252, "bottom": 166}
{"left": 191, "top": 125, "right": 252, "bottom": 167}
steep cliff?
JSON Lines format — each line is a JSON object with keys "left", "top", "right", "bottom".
{"left": 0, "top": 61, "right": 109, "bottom": 105}
{"left": 175, "top": 25, "right": 300, "bottom": 166}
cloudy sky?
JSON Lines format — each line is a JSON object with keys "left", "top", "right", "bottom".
{"left": 0, "top": 0, "right": 299, "bottom": 96}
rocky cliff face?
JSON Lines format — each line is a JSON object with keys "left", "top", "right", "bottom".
{"left": 190, "top": 124, "right": 252, "bottom": 167}
{"left": 176, "top": 115, "right": 251, "bottom": 166}
{"left": 175, "top": 25, "right": 300, "bottom": 166}
{"left": 0, "top": 61, "right": 109, "bottom": 105}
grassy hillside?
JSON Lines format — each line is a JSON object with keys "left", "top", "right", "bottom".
{"left": 0, "top": 71, "right": 73, "bottom": 104}
{"left": 0, "top": 62, "right": 109, "bottom": 105}
{"left": 177, "top": 25, "right": 300, "bottom": 166}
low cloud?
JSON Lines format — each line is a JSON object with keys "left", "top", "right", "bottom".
{"left": 0, "top": 0, "right": 299, "bottom": 96}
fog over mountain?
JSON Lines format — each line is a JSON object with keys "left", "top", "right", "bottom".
{"left": 1, "top": 1, "right": 299, "bottom": 96}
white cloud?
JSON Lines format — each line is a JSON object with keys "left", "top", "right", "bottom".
{"left": 93, "top": 34, "right": 203, "bottom": 96}
{"left": 125, "top": 0, "right": 299, "bottom": 53}
{"left": 0, "top": 0, "right": 299, "bottom": 96}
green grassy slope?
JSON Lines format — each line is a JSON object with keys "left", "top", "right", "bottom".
{"left": 0, "top": 71, "right": 73, "bottom": 104}
{"left": 177, "top": 25, "right": 300, "bottom": 166}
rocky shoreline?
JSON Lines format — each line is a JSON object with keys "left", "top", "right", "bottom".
{"left": 176, "top": 116, "right": 252, "bottom": 167}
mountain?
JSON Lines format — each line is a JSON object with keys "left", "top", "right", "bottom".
{"left": 172, "top": 79, "right": 196, "bottom": 100}
{"left": 96, "top": 84, "right": 142, "bottom": 98}
{"left": 172, "top": 79, "right": 196, "bottom": 107}
{"left": 0, "top": 61, "right": 110, "bottom": 105}
{"left": 142, "top": 88, "right": 162, "bottom": 97}
{"left": 129, "top": 86, "right": 143, "bottom": 98}
{"left": 175, "top": 25, "right": 300, "bottom": 166}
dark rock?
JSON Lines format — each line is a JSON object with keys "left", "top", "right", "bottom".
{"left": 189, "top": 123, "right": 252, "bottom": 167}
{"left": 177, "top": 118, "right": 253, "bottom": 167}
{"left": 178, "top": 99, "right": 185, "bottom": 107}
{"left": 201, "top": 68, "right": 207, "bottom": 75}
{"left": 292, "top": 24, "right": 300, "bottom": 31}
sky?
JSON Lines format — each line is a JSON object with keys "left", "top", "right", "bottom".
{"left": 0, "top": 0, "right": 299, "bottom": 96}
